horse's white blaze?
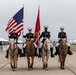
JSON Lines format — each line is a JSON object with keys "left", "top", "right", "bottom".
{"left": 9, "top": 39, "right": 15, "bottom": 49}
{"left": 45, "top": 39, "right": 51, "bottom": 52}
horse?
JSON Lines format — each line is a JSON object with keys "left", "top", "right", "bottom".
{"left": 9, "top": 39, "right": 18, "bottom": 71}
{"left": 26, "top": 39, "right": 35, "bottom": 70}
{"left": 58, "top": 38, "right": 68, "bottom": 69}
{"left": 42, "top": 38, "right": 52, "bottom": 70}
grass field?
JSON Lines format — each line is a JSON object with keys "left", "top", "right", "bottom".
{"left": 71, "top": 45, "right": 76, "bottom": 51}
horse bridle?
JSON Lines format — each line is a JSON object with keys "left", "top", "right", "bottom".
{"left": 9, "top": 43, "right": 17, "bottom": 53}
{"left": 43, "top": 40, "right": 51, "bottom": 53}
{"left": 60, "top": 41, "right": 67, "bottom": 51}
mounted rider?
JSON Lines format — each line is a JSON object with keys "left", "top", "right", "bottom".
{"left": 54, "top": 27, "right": 73, "bottom": 55}
{"left": 5, "top": 28, "right": 19, "bottom": 58}
{"left": 23, "top": 28, "right": 38, "bottom": 57}
{"left": 38, "top": 26, "right": 54, "bottom": 58}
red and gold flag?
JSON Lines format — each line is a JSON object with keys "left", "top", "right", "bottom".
{"left": 34, "top": 7, "right": 40, "bottom": 46}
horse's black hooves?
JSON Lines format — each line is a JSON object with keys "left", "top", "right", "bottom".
{"left": 13, "top": 69, "right": 15, "bottom": 71}
{"left": 28, "top": 68, "right": 31, "bottom": 71}
{"left": 43, "top": 67, "right": 45, "bottom": 69}
{"left": 15, "top": 66, "right": 17, "bottom": 68}
{"left": 60, "top": 67, "right": 65, "bottom": 69}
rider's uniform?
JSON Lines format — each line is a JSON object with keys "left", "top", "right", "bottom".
{"left": 56, "top": 32, "right": 70, "bottom": 47}
{"left": 9, "top": 33, "right": 18, "bottom": 43}
{"left": 23, "top": 33, "right": 37, "bottom": 47}
{"left": 40, "top": 31, "right": 53, "bottom": 48}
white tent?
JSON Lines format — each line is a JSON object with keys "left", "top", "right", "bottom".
{"left": 0, "top": 38, "right": 8, "bottom": 42}
{"left": 68, "top": 40, "right": 73, "bottom": 44}
{"left": 18, "top": 40, "right": 23, "bottom": 43}
{"left": 72, "top": 39, "right": 76, "bottom": 44}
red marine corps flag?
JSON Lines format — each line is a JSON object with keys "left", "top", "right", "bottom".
{"left": 34, "top": 6, "right": 40, "bottom": 46}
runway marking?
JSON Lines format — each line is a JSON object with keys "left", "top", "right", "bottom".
{"left": 66, "top": 64, "right": 76, "bottom": 75}
{"left": 0, "top": 62, "right": 9, "bottom": 70}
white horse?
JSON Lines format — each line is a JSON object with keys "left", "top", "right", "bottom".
{"left": 9, "top": 39, "right": 18, "bottom": 71}
{"left": 42, "top": 38, "right": 52, "bottom": 70}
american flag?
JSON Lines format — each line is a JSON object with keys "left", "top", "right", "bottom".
{"left": 5, "top": 7, "right": 24, "bottom": 36}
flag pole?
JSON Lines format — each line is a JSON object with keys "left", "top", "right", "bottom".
{"left": 22, "top": 4, "right": 24, "bottom": 53}
{"left": 37, "top": 5, "right": 40, "bottom": 54}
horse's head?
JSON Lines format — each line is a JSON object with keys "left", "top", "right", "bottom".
{"left": 26, "top": 39, "right": 35, "bottom": 55}
{"left": 26, "top": 39, "right": 33, "bottom": 49}
{"left": 43, "top": 38, "right": 52, "bottom": 51}
{"left": 9, "top": 38, "right": 16, "bottom": 49}
{"left": 60, "top": 38, "right": 66, "bottom": 46}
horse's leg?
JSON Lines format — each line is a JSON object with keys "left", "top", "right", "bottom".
{"left": 60, "top": 56, "right": 65, "bottom": 69}
{"left": 10, "top": 54, "right": 13, "bottom": 69}
{"left": 12, "top": 55, "right": 15, "bottom": 71}
{"left": 14, "top": 53, "right": 17, "bottom": 68}
{"left": 15, "top": 55, "right": 18, "bottom": 68}
{"left": 60, "top": 56, "right": 63, "bottom": 69}
{"left": 16, "top": 54, "right": 18, "bottom": 68}
{"left": 59, "top": 55, "right": 62, "bottom": 68}
{"left": 42, "top": 54, "right": 46, "bottom": 69}
{"left": 9, "top": 51, "right": 14, "bottom": 70}
{"left": 63, "top": 54, "right": 67, "bottom": 69}
{"left": 61, "top": 61, "right": 65, "bottom": 69}
{"left": 30, "top": 56, "right": 34, "bottom": 69}
{"left": 14, "top": 50, "right": 18, "bottom": 68}
{"left": 45, "top": 52, "right": 50, "bottom": 70}
{"left": 27, "top": 56, "right": 30, "bottom": 70}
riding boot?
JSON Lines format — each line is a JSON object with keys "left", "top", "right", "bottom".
{"left": 23, "top": 47, "right": 26, "bottom": 57}
{"left": 68, "top": 46, "right": 73, "bottom": 55}
{"left": 38, "top": 48, "right": 42, "bottom": 58}
{"left": 54, "top": 47, "right": 59, "bottom": 55}
{"left": 5, "top": 50, "right": 9, "bottom": 58}
{"left": 35, "top": 48, "right": 38, "bottom": 57}
{"left": 50, "top": 48, "right": 54, "bottom": 57}
{"left": 19, "top": 49, "right": 23, "bottom": 57}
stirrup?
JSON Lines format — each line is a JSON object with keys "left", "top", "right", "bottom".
{"left": 51, "top": 54, "right": 54, "bottom": 57}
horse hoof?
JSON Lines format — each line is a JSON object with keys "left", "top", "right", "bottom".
{"left": 43, "top": 65, "right": 46, "bottom": 69}
{"left": 13, "top": 70, "right": 15, "bottom": 71}
{"left": 43, "top": 66, "right": 45, "bottom": 69}
{"left": 28, "top": 68, "right": 30, "bottom": 71}
{"left": 12, "top": 69, "right": 15, "bottom": 71}
{"left": 60, "top": 67, "right": 65, "bottom": 69}
{"left": 45, "top": 68, "right": 48, "bottom": 70}
{"left": 31, "top": 67, "right": 33, "bottom": 69}
{"left": 43, "top": 67, "right": 45, "bottom": 69}
{"left": 15, "top": 66, "right": 17, "bottom": 68}
{"left": 45, "top": 64, "right": 48, "bottom": 70}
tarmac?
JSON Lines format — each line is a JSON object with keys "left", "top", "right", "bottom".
{"left": 0, "top": 49, "right": 76, "bottom": 75}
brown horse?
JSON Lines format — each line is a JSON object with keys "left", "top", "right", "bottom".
{"left": 26, "top": 39, "right": 35, "bottom": 70}
{"left": 58, "top": 38, "right": 68, "bottom": 69}
{"left": 9, "top": 39, "right": 18, "bottom": 71}
{"left": 42, "top": 38, "right": 52, "bottom": 70}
